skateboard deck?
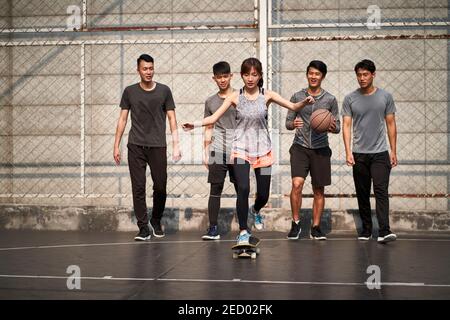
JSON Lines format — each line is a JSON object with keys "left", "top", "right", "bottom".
{"left": 232, "top": 236, "right": 261, "bottom": 259}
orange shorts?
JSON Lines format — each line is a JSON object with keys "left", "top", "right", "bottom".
{"left": 231, "top": 150, "right": 274, "bottom": 169}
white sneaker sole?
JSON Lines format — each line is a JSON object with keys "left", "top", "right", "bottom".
{"left": 254, "top": 224, "right": 264, "bottom": 231}
{"left": 134, "top": 235, "right": 151, "bottom": 241}
{"left": 202, "top": 235, "right": 221, "bottom": 240}
{"left": 152, "top": 232, "right": 165, "bottom": 238}
{"left": 377, "top": 234, "right": 397, "bottom": 243}
{"left": 150, "top": 225, "right": 165, "bottom": 238}
{"left": 310, "top": 235, "right": 327, "bottom": 240}
{"left": 358, "top": 236, "right": 371, "bottom": 241}
{"left": 287, "top": 231, "right": 301, "bottom": 240}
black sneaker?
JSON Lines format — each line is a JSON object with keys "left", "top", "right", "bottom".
{"left": 310, "top": 225, "right": 327, "bottom": 240}
{"left": 150, "top": 219, "right": 165, "bottom": 238}
{"left": 134, "top": 226, "right": 151, "bottom": 241}
{"left": 358, "top": 230, "right": 372, "bottom": 241}
{"left": 287, "top": 220, "right": 301, "bottom": 240}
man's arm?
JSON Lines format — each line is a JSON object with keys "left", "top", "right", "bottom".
{"left": 329, "top": 97, "right": 341, "bottom": 134}
{"left": 267, "top": 90, "right": 314, "bottom": 111}
{"left": 113, "top": 109, "right": 129, "bottom": 165}
{"left": 285, "top": 94, "right": 297, "bottom": 130}
{"left": 203, "top": 102, "right": 213, "bottom": 169}
{"left": 385, "top": 114, "right": 397, "bottom": 167}
{"left": 182, "top": 92, "right": 238, "bottom": 130}
{"left": 285, "top": 110, "right": 296, "bottom": 130}
{"left": 342, "top": 116, "right": 354, "bottom": 166}
{"left": 167, "top": 110, "right": 182, "bottom": 162}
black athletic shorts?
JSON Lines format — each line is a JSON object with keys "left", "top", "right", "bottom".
{"left": 207, "top": 151, "right": 236, "bottom": 184}
{"left": 289, "top": 143, "right": 332, "bottom": 187}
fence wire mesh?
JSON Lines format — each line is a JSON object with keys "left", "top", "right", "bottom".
{"left": 268, "top": 0, "right": 449, "bottom": 211}
{"left": 270, "top": 0, "right": 449, "bottom": 27}
{"left": 0, "top": 0, "right": 448, "bottom": 211}
{"left": 0, "top": 0, "right": 82, "bottom": 30}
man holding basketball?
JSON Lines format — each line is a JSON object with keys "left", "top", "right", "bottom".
{"left": 285, "top": 60, "right": 340, "bottom": 240}
{"left": 342, "top": 59, "right": 397, "bottom": 243}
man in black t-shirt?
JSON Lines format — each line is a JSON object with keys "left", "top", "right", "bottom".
{"left": 114, "top": 54, "right": 181, "bottom": 241}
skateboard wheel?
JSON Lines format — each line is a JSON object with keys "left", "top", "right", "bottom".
{"left": 256, "top": 248, "right": 261, "bottom": 254}
{"left": 251, "top": 252, "right": 257, "bottom": 259}
{"left": 232, "top": 253, "right": 238, "bottom": 259}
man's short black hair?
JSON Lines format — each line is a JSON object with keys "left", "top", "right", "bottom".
{"left": 213, "top": 61, "right": 231, "bottom": 75}
{"left": 354, "top": 59, "right": 376, "bottom": 73}
{"left": 307, "top": 60, "right": 327, "bottom": 77}
{"left": 137, "top": 54, "right": 154, "bottom": 67}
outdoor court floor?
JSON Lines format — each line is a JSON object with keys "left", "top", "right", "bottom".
{"left": 0, "top": 230, "right": 449, "bottom": 300}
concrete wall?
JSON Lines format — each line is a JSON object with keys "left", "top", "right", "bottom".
{"left": 1, "top": 204, "right": 449, "bottom": 235}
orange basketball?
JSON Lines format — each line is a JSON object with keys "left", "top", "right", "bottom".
{"left": 310, "top": 109, "right": 333, "bottom": 133}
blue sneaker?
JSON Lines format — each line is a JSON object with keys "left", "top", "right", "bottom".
{"left": 236, "top": 230, "right": 251, "bottom": 245}
{"left": 250, "top": 205, "right": 264, "bottom": 230}
{"left": 202, "top": 225, "right": 220, "bottom": 240}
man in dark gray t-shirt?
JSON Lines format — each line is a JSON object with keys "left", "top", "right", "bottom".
{"left": 120, "top": 82, "right": 176, "bottom": 147}
{"left": 113, "top": 54, "right": 181, "bottom": 241}
{"left": 342, "top": 59, "right": 398, "bottom": 244}
{"left": 201, "top": 61, "right": 237, "bottom": 240}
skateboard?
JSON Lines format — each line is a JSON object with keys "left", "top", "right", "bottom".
{"left": 231, "top": 236, "right": 261, "bottom": 259}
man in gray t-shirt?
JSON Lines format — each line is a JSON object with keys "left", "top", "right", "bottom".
{"left": 342, "top": 59, "right": 398, "bottom": 243}
{"left": 113, "top": 54, "right": 181, "bottom": 241}
{"left": 204, "top": 92, "right": 236, "bottom": 157}
{"left": 201, "top": 61, "right": 237, "bottom": 240}
{"left": 285, "top": 60, "right": 340, "bottom": 241}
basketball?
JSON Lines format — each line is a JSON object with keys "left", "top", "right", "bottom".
{"left": 310, "top": 109, "right": 333, "bottom": 133}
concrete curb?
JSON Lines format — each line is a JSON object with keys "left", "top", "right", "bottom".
{"left": 1, "top": 205, "right": 449, "bottom": 235}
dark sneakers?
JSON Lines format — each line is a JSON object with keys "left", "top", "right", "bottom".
{"left": 134, "top": 226, "right": 151, "bottom": 241}
{"left": 358, "top": 230, "right": 397, "bottom": 243}
{"left": 150, "top": 219, "right": 165, "bottom": 238}
{"left": 287, "top": 220, "right": 302, "bottom": 240}
{"left": 310, "top": 225, "right": 327, "bottom": 240}
{"left": 202, "top": 225, "right": 220, "bottom": 240}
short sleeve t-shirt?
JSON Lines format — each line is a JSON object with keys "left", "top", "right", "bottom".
{"left": 286, "top": 88, "right": 340, "bottom": 149}
{"left": 120, "top": 82, "right": 175, "bottom": 147}
{"left": 341, "top": 88, "right": 396, "bottom": 153}
{"left": 204, "top": 92, "right": 236, "bottom": 154}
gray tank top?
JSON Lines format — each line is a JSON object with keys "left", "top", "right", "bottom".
{"left": 232, "top": 88, "right": 272, "bottom": 157}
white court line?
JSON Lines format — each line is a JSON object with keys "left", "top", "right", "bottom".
{"left": 0, "top": 274, "right": 154, "bottom": 281}
{"left": 0, "top": 239, "right": 230, "bottom": 251}
{"left": 0, "top": 237, "right": 450, "bottom": 252}
{"left": 0, "top": 274, "right": 448, "bottom": 288}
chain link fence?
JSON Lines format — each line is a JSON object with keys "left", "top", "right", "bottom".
{"left": 0, "top": 0, "right": 448, "bottom": 211}
{"left": 268, "top": 0, "right": 449, "bottom": 211}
